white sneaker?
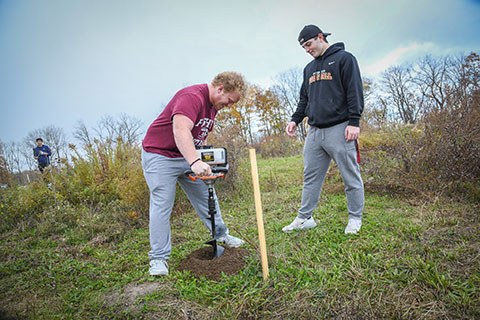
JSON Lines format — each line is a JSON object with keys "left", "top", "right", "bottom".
{"left": 217, "top": 234, "right": 245, "bottom": 247}
{"left": 345, "top": 218, "right": 362, "bottom": 234}
{"left": 149, "top": 259, "right": 168, "bottom": 276}
{"left": 282, "top": 216, "right": 317, "bottom": 233}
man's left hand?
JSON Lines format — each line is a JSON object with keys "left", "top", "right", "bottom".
{"left": 345, "top": 125, "right": 360, "bottom": 142}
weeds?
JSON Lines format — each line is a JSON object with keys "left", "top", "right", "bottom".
{"left": 1, "top": 155, "right": 478, "bottom": 319}
{"left": 0, "top": 119, "right": 479, "bottom": 319}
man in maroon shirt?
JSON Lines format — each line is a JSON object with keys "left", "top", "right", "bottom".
{"left": 142, "top": 72, "right": 247, "bottom": 276}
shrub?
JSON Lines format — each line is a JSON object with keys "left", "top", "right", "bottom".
{"left": 0, "top": 138, "right": 151, "bottom": 233}
{"left": 0, "top": 181, "right": 53, "bottom": 232}
{"left": 421, "top": 102, "right": 480, "bottom": 185}
{"left": 253, "top": 134, "right": 303, "bottom": 158}
{"left": 361, "top": 125, "right": 426, "bottom": 194}
{"left": 64, "top": 139, "right": 149, "bottom": 215}
{"left": 361, "top": 97, "right": 480, "bottom": 200}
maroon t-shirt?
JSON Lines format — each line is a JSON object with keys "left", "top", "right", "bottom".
{"left": 142, "top": 84, "right": 217, "bottom": 158}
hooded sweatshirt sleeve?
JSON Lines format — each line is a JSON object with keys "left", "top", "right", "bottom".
{"left": 340, "top": 53, "right": 364, "bottom": 127}
{"left": 290, "top": 67, "right": 309, "bottom": 125}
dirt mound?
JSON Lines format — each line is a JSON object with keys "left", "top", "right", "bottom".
{"left": 178, "top": 246, "right": 248, "bottom": 281}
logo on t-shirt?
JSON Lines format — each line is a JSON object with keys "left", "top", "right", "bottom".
{"left": 193, "top": 118, "right": 214, "bottom": 146}
{"left": 195, "top": 118, "right": 213, "bottom": 129}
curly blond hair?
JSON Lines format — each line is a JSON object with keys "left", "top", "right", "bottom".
{"left": 211, "top": 72, "right": 247, "bottom": 97}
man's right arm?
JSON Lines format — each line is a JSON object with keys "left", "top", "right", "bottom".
{"left": 172, "top": 114, "right": 211, "bottom": 176}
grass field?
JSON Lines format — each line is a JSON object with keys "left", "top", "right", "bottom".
{"left": 1, "top": 154, "right": 479, "bottom": 319}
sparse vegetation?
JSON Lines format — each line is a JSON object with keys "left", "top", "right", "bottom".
{"left": 1, "top": 152, "right": 479, "bottom": 319}
{"left": 0, "top": 51, "right": 478, "bottom": 319}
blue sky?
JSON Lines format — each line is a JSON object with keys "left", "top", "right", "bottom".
{"left": 1, "top": 0, "right": 479, "bottom": 144}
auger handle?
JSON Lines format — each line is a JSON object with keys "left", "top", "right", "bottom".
{"left": 184, "top": 165, "right": 229, "bottom": 182}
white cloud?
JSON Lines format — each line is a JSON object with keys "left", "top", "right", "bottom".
{"left": 361, "top": 42, "right": 436, "bottom": 77}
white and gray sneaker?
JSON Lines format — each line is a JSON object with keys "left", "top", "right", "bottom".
{"left": 345, "top": 218, "right": 362, "bottom": 234}
{"left": 282, "top": 216, "right": 317, "bottom": 233}
{"left": 149, "top": 259, "right": 168, "bottom": 276}
{"left": 217, "top": 235, "right": 245, "bottom": 247}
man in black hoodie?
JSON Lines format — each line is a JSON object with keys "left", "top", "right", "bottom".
{"left": 282, "top": 25, "right": 365, "bottom": 234}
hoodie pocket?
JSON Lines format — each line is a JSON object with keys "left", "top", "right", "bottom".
{"left": 317, "top": 98, "right": 339, "bottom": 119}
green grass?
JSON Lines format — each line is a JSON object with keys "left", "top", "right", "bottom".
{"left": 1, "top": 155, "right": 479, "bottom": 319}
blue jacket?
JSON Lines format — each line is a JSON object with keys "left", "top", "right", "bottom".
{"left": 33, "top": 145, "right": 51, "bottom": 165}
{"left": 291, "top": 42, "right": 364, "bottom": 128}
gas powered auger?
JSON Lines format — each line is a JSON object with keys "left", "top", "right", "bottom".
{"left": 185, "top": 146, "right": 228, "bottom": 258}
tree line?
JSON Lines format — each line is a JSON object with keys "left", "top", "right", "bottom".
{"left": 1, "top": 51, "right": 478, "bottom": 185}
{"left": 364, "top": 52, "right": 479, "bottom": 125}
{"left": 0, "top": 114, "right": 144, "bottom": 183}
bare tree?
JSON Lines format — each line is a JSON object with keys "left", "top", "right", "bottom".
{"left": 73, "top": 120, "right": 93, "bottom": 146}
{"left": 0, "top": 141, "right": 11, "bottom": 184}
{"left": 24, "top": 125, "right": 68, "bottom": 167}
{"left": 116, "top": 113, "right": 144, "bottom": 145}
{"left": 271, "top": 68, "right": 308, "bottom": 140}
{"left": 94, "top": 115, "right": 117, "bottom": 143}
{"left": 380, "top": 65, "right": 425, "bottom": 124}
{"left": 415, "top": 55, "right": 451, "bottom": 112}
{"left": 4, "top": 141, "right": 23, "bottom": 174}
{"left": 362, "top": 78, "right": 394, "bottom": 127}
{"left": 362, "top": 77, "right": 374, "bottom": 103}
{"left": 373, "top": 52, "right": 478, "bottom": 125}
{"left": 447, "top": 52, "right": 480, "bottom": 110}
{"left": 93, "top": 113, "right": 144, "bottom": 145}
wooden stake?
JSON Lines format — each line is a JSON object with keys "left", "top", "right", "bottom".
{"left": 249, "top": 148, "right": 269, "bottom": 280}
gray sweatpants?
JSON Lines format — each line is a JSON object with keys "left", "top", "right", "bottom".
{"left": 298, "top": 121, "right": 364, "bottom": 220}
{"left": 142, "top": 149, "right": 229, "bottom": 261}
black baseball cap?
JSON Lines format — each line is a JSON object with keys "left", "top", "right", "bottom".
{"left": 298, "top": 25, "right": 331, "bottom": 45}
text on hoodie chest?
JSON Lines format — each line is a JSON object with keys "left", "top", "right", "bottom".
{"left": 309, "top": 60, "right": 336, "bottom": 84}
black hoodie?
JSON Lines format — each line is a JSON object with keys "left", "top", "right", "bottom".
{"left": 291, "top": 42, "right": 364, "bottom": 128}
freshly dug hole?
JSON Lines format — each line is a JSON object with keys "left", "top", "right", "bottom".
{"left": 178, "top": 246, "right": 248, "bottom": 281}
